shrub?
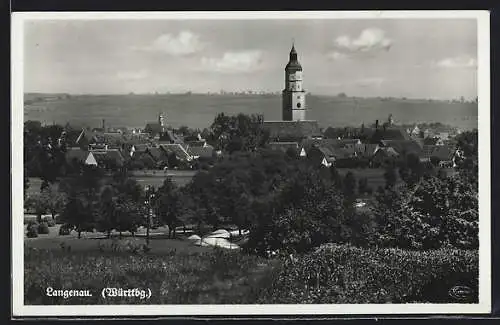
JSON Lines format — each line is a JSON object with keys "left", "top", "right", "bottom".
{"left": 37, "top": 222, "right": 50, "bottom": 234}
{"left": 59, "top": 224, "right": 73, "bottom": 236}
{"left": 26, "top": 220, "right": 38, "bottom": 228}
{"left": 258, "top": 244, "right": 478, "bottom": 304}
{"left": 26, "top": 224, "right": 38, "bottom": 238}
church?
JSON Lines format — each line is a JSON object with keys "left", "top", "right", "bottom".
{"left": 263, "top": 44, "right": 322, "bottom": 143}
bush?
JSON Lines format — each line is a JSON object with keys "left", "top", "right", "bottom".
{"left": 37, "top": 222, "right": 50, "bottom": 234}
{"left": 258, "top": 244, "right": 478, "bottom": 304}
{"left": 59, "top": 224, "right": 73, "bottom": 236}
{"left": 26, "top": 220, "right": 38, "bottom": 228}
{"left": 26, "top": 224, "right": 38, "bottom": 238}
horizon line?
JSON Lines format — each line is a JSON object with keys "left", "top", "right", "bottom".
{"left": 23, "top": 92, "right": 478, "bottom": 103}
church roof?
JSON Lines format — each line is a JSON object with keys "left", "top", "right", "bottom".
{"left": 285, "top": 44, "right": 302, "bottom": 71}
{"left": 263, "top": 120, "right": 322, "bottom": 142}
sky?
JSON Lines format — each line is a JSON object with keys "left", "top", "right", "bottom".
{"left": 23, "top": 18, "right": 478, "bottom": 100}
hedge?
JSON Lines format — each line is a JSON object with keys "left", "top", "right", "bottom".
{"left": 258, "top": 244, "right": 478, "bottom": 304}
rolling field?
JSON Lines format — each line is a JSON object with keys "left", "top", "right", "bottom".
{"left": 24, "top": 93, "right": 478, "bottom": 130}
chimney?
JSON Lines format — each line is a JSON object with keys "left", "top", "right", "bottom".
{"left": 375, "top": 120, "right": 379, "bottom": 130}
{"left": 102, "top": 119, "right": 106, "bottom": 131}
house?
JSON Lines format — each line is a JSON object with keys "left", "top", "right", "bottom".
{"left": 65, "top": 147, "right": 98, "bottom": 166}
{"left": 91, "top": 149, "right": 125, "bottom": 168}
{"left": 263, "top": 120, "right": 323, "bottom": 142}
{"left": 187, "top": 145, "right": 215, "bottom": 160}
{"left": 421, "top": 145, "right": 457, "bottom": 167}
{"left": 129, "top": 144, "right": 150, "bottom": 157}
{"left": 185, "top": 140, "right": 207, "bottom": 147}
{"left": 408, "top": 125, "right": 421, "bottom": 138}
{"left": 159, "top": 143, "right": 194, "bottom": 162}
{"left": 371, "top": 147, "right": 399, "bottom": 166}
{"left": 379, "top": 139, "right": 422, "bottom": 157}
{"left": 307, "top": 146, "right": 337, "bottom": 167}
{"left": 370, "top": 126, "right": 412, "bottom": 143}
{"left": 423, "top": 137, "right": 445, "bottom": 146}
{"left": 74, "top": 129, "right": 97, "bottom": 148}
{"left": 147, "top": 147, "right": 166, "bottom": 162}
{"left": 354, "top": 143, "right": 379, "bottom": 158}
{"left": 158, "top": 129, "right": 184, "bottom": 144}
{"left": 267, "top": 141, "right": 299, "bottom": 153}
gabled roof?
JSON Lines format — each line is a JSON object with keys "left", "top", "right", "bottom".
{"left": 354, "top": 143, "right": 379, "bottom": 157}
{"left": 267, "top": 142, "right": 299, "bottom": 152}
{"left": 91, "top": 149, "right": 125, "bottom": 167}
{"left": 75, "top": 129, "right": 96, "bottom": 145}
{"left": 263, "top": 120, "right": 322, "bottom": 142}
{"left": 373, "top": 147, "right": 399, "bottom": 158}
{"left": 423, "top": 137, "right": 443, "bottom": 145}
{"left": 159, "top": 143, "right": 193, "bottom": 161}
{"left": 185, "top": 140, "right": 206, "bottom": 147}
{"left": 371, "top": 126, "right": 411, "bottom": 142}
{"left": 422, "top": 145, "right": 455, "bottom": 161}
{"left": 380, "top": 140, "right": 422, "bottom": 156}
{"left": 147, "top": 147, "right": 166, "bottom": 161}
{"left": 188, "top": 146, "right": 214, "bottom": 159}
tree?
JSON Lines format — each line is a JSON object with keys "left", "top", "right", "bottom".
{"left": 343, "top": 171, "right": 357, "bottom": 198}
{"left": 384, "top": 166, "right": 397, "bottom": 189}
{"left": 167, "top": 152, "right": 179, "bottom": 168}
{"left": 42, "top": 185, "right": 67, "bottom": 220}
{"left": 96, "top": 185, "right": 117, "bottom": 238}
{"left": 60, "top": 195, "right": 95, "bottom": 239}
{"left": 209, "top": 113, "right": 269, "bottom": 153}
{"left": 358, "top": 177, "right": 369, "bottom": 195}
{"left": 154, "top": 178, "right": 183, "bottom": 238}
{"left": 24, "top": 168, "right": 30, "bottom": 200}
{"left": 114, "top": 197, "right": 142, "bottom": 238}
{"left": 26, "top": 193, "right": 49, "bottom": 223}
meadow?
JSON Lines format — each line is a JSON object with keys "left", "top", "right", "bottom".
{"left": 24, "top": 239, "right": 478, "bottom": 305}
{"left": 24, "top": 93, "right": 478, "bottom": 131}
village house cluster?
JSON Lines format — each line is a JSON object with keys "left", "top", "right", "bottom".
{"left": 54, "top": 44, "right": 465, "bottom": 173}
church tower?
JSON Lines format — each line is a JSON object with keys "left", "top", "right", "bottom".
{"left": 282, "top": 43, "right": 306, "bottom": 121}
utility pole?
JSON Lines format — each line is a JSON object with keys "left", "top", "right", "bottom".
{"left": 144, "top": 185, "right": 155, "bottom": 247}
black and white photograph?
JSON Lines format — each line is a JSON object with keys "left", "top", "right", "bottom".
{"left": 11, "top": 11, "right": 491, "bottom": 316}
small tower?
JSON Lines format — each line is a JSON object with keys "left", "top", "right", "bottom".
{"left": 282, "top": 43, "right": 307, "bottom": 121}
{"left": 158, "top": 112, "right": 165, "bottom": 132}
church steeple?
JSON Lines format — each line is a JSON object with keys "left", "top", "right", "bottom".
{"left": 282, "top": 42, "right": 306, "bottom": 121}
{"left": 286, "top": 43, "right": 302, "bottom": 71}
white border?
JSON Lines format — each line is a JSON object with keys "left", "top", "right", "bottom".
{"left": 11, "top": 10, "right": 491, "bottom": 317}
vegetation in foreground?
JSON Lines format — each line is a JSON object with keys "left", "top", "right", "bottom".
{"left": 25, "top": 245, "right": 477, "bottom": 305}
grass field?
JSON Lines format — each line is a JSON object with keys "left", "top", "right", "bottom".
{"left": 26, "top": 170, "right": 197, "bottom": 196}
